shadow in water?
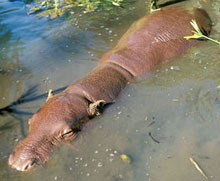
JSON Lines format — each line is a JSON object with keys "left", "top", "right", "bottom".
{"left": 151, "top": 0, "right": 188, "bottom": 9}
{"left": 0, "top": 85, "right": 67, "bottom": 116}
{"left": 0, "top": 85, "right": 67, "bottom": 136}
{"left": 158, "top": 0, "right": 188, "bottom": 8}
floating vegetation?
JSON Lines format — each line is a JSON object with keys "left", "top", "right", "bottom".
{"left": 184, "top": 20, "right": 220, "bottom": 45}
{"left": 26, "top": 0, "right": 134, "bottom": 19}
{"left": 120, "top": 154, "right": 131, "bottom": 164}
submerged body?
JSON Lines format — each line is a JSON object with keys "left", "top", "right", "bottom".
{"left": 8, "top": 6, "right": 212, "bottom": 171}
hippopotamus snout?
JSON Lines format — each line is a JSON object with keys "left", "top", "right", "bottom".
{"left": 8, "top": 125, "right": 78, "bottom": 171}
{"left": 8, "top": 152, "right": 36, "bottom": 171}
{"left": 8, "top": 136, "right": 53, "bottom": 171}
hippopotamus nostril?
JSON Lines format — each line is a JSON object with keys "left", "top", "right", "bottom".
{"left": 24, "top": 159, "right": 36, "bottom": 171}
{"left": 16, "top": 159, "right": 36, "bottom": 171}
{"left": 23, "top": 161, "right": 32, "bottom": 171}
{"left": 24, "top": 163, "right": 30, "bottom": 171}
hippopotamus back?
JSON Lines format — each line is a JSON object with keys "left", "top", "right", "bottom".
{"left": 101, "top": 7, "right": 211, "bottom": 76}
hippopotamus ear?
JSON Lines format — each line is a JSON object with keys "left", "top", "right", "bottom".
{"left": 46, "top": 89, "right": 53, "bottom": 102}
{"left": 193, "top": 8, "right": 212, "bottom": 36}
{"left": 87, "top": 100, "right": 105, "bottom": 117}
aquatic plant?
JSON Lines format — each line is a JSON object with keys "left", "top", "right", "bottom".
{"left": 27, "top": 0, "right": 134, "bottom": 19}
{"left": 184, "top": 19, "right": 220, "bottom": 45}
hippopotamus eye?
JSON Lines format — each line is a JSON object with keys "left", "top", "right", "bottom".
{"left": 59, "top": 129, "right": 76, "bottom": 141}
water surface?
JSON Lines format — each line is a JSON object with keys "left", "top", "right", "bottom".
{"left": 0, "top": 0, "right": 220, "bottom": 180}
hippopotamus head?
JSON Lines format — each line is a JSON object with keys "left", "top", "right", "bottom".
{"left": 8, "top": 91, "right": 96, "bottom": 171}
{"left": 8, "top": 63, "right": 123, "bottom": 172}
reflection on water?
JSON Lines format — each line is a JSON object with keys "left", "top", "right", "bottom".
{"left": 0, "top": 0, "right": 220, "bottom": 180}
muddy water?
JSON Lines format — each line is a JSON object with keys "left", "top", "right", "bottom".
{"left": 1, "top": 0, "right": 220, "bottom": 180}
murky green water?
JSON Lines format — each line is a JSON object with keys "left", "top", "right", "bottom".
{"left": 1, "top": 0, "right": 220, "bottom": 180}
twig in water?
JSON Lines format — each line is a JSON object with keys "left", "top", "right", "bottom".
{"left": 147, "top": 121, "right": 155, "bottom": 127}
{"left": 189, "top": 157, "right": 208, "bottom": 180}
{"left": 149, "top": 132, "right": 160, "bottom": 144}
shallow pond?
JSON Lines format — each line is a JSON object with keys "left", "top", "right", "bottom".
{"left": 0, "top": 0, "right": 220, "bottom": 180}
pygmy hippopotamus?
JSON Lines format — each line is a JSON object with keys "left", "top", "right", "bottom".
{"left": 8, "top": 6, "right": 212, "bottom": 171}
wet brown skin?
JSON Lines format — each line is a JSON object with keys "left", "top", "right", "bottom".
{"left": 8, "top": 6, "right": 212, "bottom": 171}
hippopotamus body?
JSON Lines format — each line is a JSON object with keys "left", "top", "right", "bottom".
{"left": 8, "top": 6, "right": 212, "bottom": 171}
